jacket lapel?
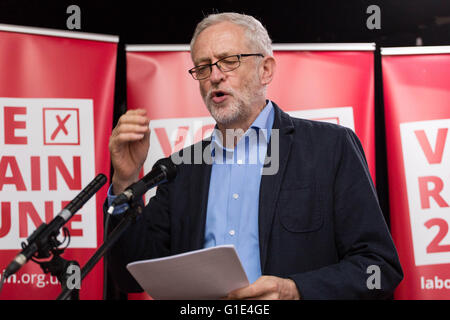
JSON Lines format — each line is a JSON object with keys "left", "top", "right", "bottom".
{"left": 189, "top": 139, "right": 213, "bottom": 250}
{"left": 258, "top": 102, "right": 294, "bottom": 272}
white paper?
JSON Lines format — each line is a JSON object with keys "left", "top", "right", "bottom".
{"left": 126, "top": 245, "right": 249, "bottom": 300}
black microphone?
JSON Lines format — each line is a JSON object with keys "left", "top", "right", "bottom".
{"left": 3, "top": 173, "right": 107, "bottom": 279}
{"left": 107, "top": 157, "right": 177, "bottom": 214}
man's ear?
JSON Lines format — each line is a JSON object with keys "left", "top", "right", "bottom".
{"left": 259, "top": 56, "right": 276, "bottom": 86}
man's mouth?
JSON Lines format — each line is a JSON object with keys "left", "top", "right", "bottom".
{"left": 211, "top": 90, "right": 229, "bottom": 104}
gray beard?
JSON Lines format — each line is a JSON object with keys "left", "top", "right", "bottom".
{"left": 203, "top": 84, "right": 261, "bottom": 126}
{"left": 205, "top": 96, "right": 248, "bottom": 125}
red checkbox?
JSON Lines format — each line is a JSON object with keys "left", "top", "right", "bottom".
{"left": 43, "top": 108, "right": 80, "bottom": 145}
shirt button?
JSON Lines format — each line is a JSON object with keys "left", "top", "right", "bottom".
{"left": 229, "top": 230, "right": 235, "bottom": 236}
{"left": 233, "top": 193, "right": 239, "bottom": 199}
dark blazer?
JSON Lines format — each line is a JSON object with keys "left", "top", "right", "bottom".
{"left": 106, "top": 101, "right": 403, "bottom": 299}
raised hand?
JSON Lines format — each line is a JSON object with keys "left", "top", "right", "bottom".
{"left": 109, "top": 109, "right": 150, "bottom": 194}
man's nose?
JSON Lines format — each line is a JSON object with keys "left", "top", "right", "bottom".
{"left": 209, "top": 64, "right": 225, "bottom": 83}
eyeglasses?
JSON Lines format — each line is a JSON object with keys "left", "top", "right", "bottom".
{"left": 188, "top": 53, "right": 264, "bottom": 80}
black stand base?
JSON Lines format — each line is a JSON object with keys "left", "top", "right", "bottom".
{"left": 40, "top": 251, "right": 80, "bottom": 300}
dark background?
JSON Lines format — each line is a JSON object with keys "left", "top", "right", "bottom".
{"left": 1, "top": 0, "right": 449, "bottom": 45}
{"left": 1, "top": 0, "right": 449, "bottom": 299}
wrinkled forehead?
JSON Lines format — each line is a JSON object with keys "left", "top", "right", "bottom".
{"left": 191, "top": 22, "right": 252, "bottom": 64}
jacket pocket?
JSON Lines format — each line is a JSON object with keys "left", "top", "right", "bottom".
{"left": 277, "top": 186, "right": 323, "bottom": 233}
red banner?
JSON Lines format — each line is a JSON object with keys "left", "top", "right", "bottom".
{"left": 0, "top": 25, "right": 117, "bottom": 299}
{"left": 126, "top": 43, "right": 376, "bottom": 300}
{"left": 382, "top": 46, "right": 450, "bottom": 299}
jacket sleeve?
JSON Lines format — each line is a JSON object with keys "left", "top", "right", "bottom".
{"left": 289, "top": 127, "right": 403, "bottom": 299}
{"left": 104, "top": 181, "right": 172, "bottom": 293}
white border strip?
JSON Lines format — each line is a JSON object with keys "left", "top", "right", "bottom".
{"left": 126, "top": 43, "right": 376, "bottom": 52}
{"left": 272, "top": 43, "right": 376, "bottom": 51}
{"left": 126, "top": 44, "right": 190, "bottom": 52}
{"left": 0, "top": 24, "right": 119, "bottom": 43}
{"left": 381, "top": 46, "right": 450, "bottom": 56}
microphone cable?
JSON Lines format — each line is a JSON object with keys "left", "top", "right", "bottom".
{"left": 102, "top": 211, "right": 110, "bottom": 300}
{"left": 0, "top": 271, "right": 6, "bottom": 295}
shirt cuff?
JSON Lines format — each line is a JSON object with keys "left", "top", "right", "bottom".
{"left": 107, "top": 184, "right": 129, "bottom": 215}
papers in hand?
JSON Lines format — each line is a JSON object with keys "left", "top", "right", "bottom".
{"left": 126, "top": 245, "right": 249, "bottom": 300}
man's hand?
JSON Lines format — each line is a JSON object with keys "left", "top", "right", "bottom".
{"left": 225, "top": 276, "right": 300, "bottom": 300}
{"left": 109, "top": 109, "right": 150, "bottom": 194}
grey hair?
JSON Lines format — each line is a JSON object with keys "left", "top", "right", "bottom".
{"left": 190, "top": 12, "right": 273, "bottom": 59}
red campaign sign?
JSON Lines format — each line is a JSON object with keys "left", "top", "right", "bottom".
{"left": 382, "top": 48, "right": 450, "bottom": 299}
{"left": 0, "top": 26, "right": 117, "bottom": 300}
{"left": 267, "top": 49, "right": 376, "bottom": 181}
{"left": 126, "top": 44, "right": 376, "bottom": 300}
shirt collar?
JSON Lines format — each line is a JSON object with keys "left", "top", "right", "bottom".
{"left": 251, "top": 100, "right": 274, "bottom": 133}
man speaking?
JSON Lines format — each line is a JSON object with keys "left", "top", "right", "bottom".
{"left": 106, "top": 12, "right": 403, "bottom": 299}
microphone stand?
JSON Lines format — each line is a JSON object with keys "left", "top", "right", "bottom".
{"left": 0, "top": 174, "right": 107, "bottom": 299}
{"left": 28, "top": 227, "right": 81, "bottom": 300}
{"left": 40, "top": 248, "right": 80, "bottom": 300}
{"left": 56, "top": 199, "right": 144, "bottom": 300}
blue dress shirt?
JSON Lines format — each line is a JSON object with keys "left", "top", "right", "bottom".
{"left": 204, "top": 101, "right": 274, "bottom": 283}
